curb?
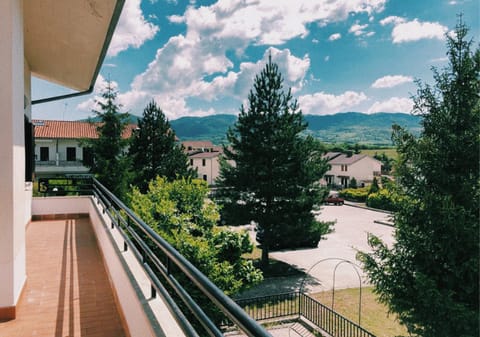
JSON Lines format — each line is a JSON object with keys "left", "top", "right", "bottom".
{"left": 344, "top": 201, "right": 393, "bottom": 215}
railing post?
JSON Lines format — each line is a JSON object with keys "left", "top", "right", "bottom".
{"left": 151, "top": 284, "right": 156, "bottom": 299}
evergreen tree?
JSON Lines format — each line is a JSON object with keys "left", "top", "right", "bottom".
{"left": 216, "top": 56, "right": 331, "bottom": 266}
{"left": 86, "top": 80, "right": 130, "bottom": 199}
{"left": 358, "top": 19, "right": 479, "bottom": 337}
{"left": 129, "top": 100, "right": 194, "bottom": 192}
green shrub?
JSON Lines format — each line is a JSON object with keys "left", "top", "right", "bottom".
{"left": 366, "top": 188, "right": 398, "bottom": 211}
{"left": 339, "top": 187, "right": 369, "bottom": 202}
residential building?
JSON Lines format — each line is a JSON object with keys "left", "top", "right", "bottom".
{"left": 183, "top": 140, "right": 224, "bottom": 185}
{"left": 33, "top": 120, "right": 136, "bottom": 178}
{"left": 324, "top": 152, "right": 382, "bottom": 188}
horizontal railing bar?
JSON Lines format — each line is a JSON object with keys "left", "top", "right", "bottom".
{"left": 101, "top": 198, "right": 220, "bottom": 337}
{"left": 143, "top": 260, "right": 201, "bottom": 337}
{"left": 93, "top": 178, "right": 271, "bottom": 337}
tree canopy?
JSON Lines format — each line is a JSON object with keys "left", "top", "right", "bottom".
{"left": 358, "top": 19, "right": 479, "bottom": 337}
{"left": 216, "top": 56, "right": 332, "bottom": 265}
{"left": 129, "top": 177, "right": 263, "bottom": 295}
{"left": 85, "top": 81, "right": 130, "bottom": 199}
{"left": 129, "top": 100, "right": 195, "bottom": 192}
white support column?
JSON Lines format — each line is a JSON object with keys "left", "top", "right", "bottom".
{"left": 0, "top": 0, "right": 26, "bottom": 320}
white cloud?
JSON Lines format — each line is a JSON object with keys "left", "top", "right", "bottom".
{"left": 349, "top": 23, "right": 369, "bottom": 36}
{"left": 107, "top": 0, "right": 388, "bottom": 119}
{"left": 367, "top": 97, "right": 413, "bottom": 113}
{"left": 178, "top": 0, "right": 386, "bottom": 46}
{"left": 430, "top": 56, "right": 448, "bottom": 63}
{"left": 107, "top": 0, "right": 159, "bottom": 57}
{"left": 379, "top": 15, "right": 405, "bottom": 26}
{"left": 371, "top": 75, "right": 413, "bottom": 88}
{"left": 299, "top": 91, "right": 368, "bottom": 115}
{"left": 168, "top": 14, "right": 185, "bottom": 23}
{"left": 391, "top": 19, "right": 447, "bottom": 43}
{"left": 116, "top": 47, "right": 310, "bottom": 119}
{"left": 328, "top": 33, "right": 342, "bottom": 41}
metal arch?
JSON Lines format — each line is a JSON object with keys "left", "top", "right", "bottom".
{"left": 299, "top": 257, "right": 364, "bottom": 325}
{"left": 332, "top": 260, "right": 363, "bottom": 325}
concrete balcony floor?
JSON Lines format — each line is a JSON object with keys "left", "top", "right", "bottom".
{"left": 0, "top": 217, "right": 128, "bottom": 337}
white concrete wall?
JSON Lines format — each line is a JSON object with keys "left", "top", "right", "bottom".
{"left": 0, "top": 0, "right": 27, "bottom": 313}
{"left": 191, "top": 156, "right": 220, "bottom": 185}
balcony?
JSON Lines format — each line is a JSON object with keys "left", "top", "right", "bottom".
{"left": 35, "top": 160, "right": 90, "bottom": 177}
{"left": 0, "top": 179, "right": 271, "bottom": 337}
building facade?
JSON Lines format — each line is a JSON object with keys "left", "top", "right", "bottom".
{"left": 324, "top": 152, "right": 382, "bottom": 188}
{"left": 33, "top": 120, "right": 135, "bottom": 178}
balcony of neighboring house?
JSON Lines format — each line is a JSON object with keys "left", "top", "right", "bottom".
{"left": 0, "top": 178, "right": 272, "bottom": 337}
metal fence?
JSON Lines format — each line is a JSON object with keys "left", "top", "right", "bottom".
{"left": 235, "top": 292, "right": 376, "bottom": 337}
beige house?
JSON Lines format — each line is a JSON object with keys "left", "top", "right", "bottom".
{"left": 34, "top": 120, "right": 136, "bottom": 178}
{"left": 183, "top": 140, "right": 224, "bottom": 185}
{"left": 324, "top": 152, "right": 382, "bottom": 188}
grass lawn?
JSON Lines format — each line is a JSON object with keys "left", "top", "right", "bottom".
{"left": 361, "top": 148, "right": 398, "bottom": 159}
{"left": 310, "top": 287, "right": 408, "bottom": 337}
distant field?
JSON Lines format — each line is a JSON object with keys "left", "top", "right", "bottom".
{"left": 361, "top": 148, "right": 398, "bottom": 159}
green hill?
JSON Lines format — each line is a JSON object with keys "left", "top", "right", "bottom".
{"left": 170, "top": 112, "right": 421, "bottom": 146}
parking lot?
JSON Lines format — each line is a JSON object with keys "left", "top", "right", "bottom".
{"left": 238, "top": 204, "right": 395, "bottom": 297}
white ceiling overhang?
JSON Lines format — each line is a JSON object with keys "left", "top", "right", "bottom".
{"left": 24, "top": 0, "right": 124, "bottom": 101}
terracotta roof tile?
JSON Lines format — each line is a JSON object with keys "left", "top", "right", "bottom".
{"left": 33, "top": 120, "right": 136, "bottom": 139}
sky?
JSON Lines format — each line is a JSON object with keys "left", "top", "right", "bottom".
{"left": 32, "top": 0, "right": 479, "bottom": 121}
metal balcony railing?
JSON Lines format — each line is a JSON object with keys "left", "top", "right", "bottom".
{"left": 235, "top": 292, "right": 376, "bottom": 337}
{"left": 35, "top": 160, "right": 87, "bottom": 167}
{"left": 91, "top": 177, "right": 271, "bottom": 337}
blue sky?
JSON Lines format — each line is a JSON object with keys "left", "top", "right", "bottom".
{"left": 32, "top": 0, "right": 479, "bottom": 121}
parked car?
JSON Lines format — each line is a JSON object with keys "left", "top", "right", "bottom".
{"left": 325, "top": 194, "right": 344, "bottom": 205}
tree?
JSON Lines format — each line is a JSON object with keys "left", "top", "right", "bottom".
{"left": 368, "top": 177, "right": 380, "bottom": 194}
{"left": 348, "top": 177, "right": 358, "bottom": 189}
{"left": 86, "top": 80, "right": 130, "bottom": 198}
{"left": 358, "top": 19, "right": 479, "bottom": 337}
{"left": 129, "top": 100, "right": 195, "bottom": 192}
{"left": 216, "top": 56, "right": 332, "bottom": 266}
{"left": 373, "top": 152, "right": 394, "bottom": 174}
{"left": 129, "top": 177, "right": 263, "bottom": 318}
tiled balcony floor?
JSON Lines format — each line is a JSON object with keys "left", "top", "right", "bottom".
{"left": 0, "top": 217, "right": 128, "bottom": 337}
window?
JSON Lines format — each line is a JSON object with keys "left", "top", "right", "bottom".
{"left": 190, "top": 159, "right": 194, "bottom": 166}
{"left": 40, "top": 147, "right": 49, "bottom": 161}
{"left": 341, "top": 164, "right": 348, "bottom": 172}
{"left": 202, "top": 159, "right": 206, "bottom": 166}
{"left": 82, "top": 147, "right": 93, "bottom": 166}
{"left": 203, "top": 174, "right": 207, "bottom": 181}
{"left": 67, "top": 147, "right": 76, "bottom": 161}
{"left": 24, "top": 117, "right": 34, "bottom": 182}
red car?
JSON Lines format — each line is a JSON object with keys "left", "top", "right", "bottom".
{"left": 325, "top": 194, "right": 344, "bottom": 205}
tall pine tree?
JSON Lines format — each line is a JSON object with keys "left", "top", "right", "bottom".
{"left": 216, "top": 56, "right": 331, "bottom": 266}
{"left": 86, "top": 80, "right": 130, "bottom": 199}
{"left": 129, "top": 100, "right": 194, "bottom": 192}
{"left": 358, "top": 19, "right": 479, "bottom": 337}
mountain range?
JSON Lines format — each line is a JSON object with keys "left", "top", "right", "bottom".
{"left": 170, "top": 112, "right": 421, "bottom": 146}
{"left": 82, "top": 112, "right": 421, "bottom": 146}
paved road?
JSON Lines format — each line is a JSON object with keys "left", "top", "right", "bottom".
{"left": 238, "top": 205, "right": 395, "bottom": 298}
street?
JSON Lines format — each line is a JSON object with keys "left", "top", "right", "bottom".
{"left": 238, "top": 204, "right": 395, "bottom": 297}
